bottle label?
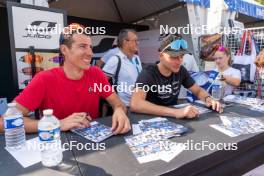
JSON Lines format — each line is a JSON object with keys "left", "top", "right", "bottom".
{"left": 4, "top": 115, "right": 24, "bottom": 129}
{"left": 38, "top": 127, "right": 60, "bottom": 142}
{"left": 212, "top": 84, "right": 221, "bottom": 89}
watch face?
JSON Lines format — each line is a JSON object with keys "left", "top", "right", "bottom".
{"left": 193, "top": 72, "right": 208, "bottom": 86}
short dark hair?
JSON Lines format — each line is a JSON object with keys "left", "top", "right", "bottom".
{"left": 60, "top": 33, "right": 76, "bottom": 48}
{"left": 59, "top": 23, "right": 89, "bottom": 65}
{"left": 59, "top": 23, "right": 88, "bottom": 48}
{"left": 117, "top": 29, "right": 137, "bottom": 48}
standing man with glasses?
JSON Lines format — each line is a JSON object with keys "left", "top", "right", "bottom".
{"left": 103, "top": 29, "right": 142, "bottom": 107}
{"left": 130, "top": 34, "right": 222, "bottom": 119}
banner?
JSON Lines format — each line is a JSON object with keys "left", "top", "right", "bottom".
{"left": 225, "top": 0, "right": 264, "bottom": 20}
{"left": 7, "top": 2, "right": 66, "bottom": 91}
{"left": 11, "top": 6, "right": 65, "bottom": 49}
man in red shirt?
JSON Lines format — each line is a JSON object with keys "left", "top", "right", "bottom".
{"left": 0, "top": 24, "right": 130, "bottom": 134}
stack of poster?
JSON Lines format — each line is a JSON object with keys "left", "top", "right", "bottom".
{"left": 250, "top": 105, "right": 264, "bottom": 112}
{"left": 71, "top": 121, "right": 113, "bottom": 142}
{"left": 174, "top": 103, "right": 212, "bottom": 114}
{"left": 223, "top": 95, "right": 264, "bottom": 112}
{"left": 126, "top": 117, "right": 186, "bottom": 163}
{"left": 138, "top": 117, "right": 188, "bottom": 138}
{"left": 210, "top": 115, "right": 264, "bottom": 137}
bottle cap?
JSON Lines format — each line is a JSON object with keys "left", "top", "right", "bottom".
{"left": 7, "top": 103, "right": 16, "bottom": 107}
{"left": 43, "top": 109, "right": 53, "bottom": 116}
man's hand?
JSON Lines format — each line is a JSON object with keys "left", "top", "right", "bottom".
{"left": 188, "top": 84, "right": 223, "bottom": 113}
{"left": 0, "top": 116, "right": 4, "bottom": 133}
{"left": 177, "top": 105, "right": 199, "bottom": 119}
{"left": 60, "top": 112, "right": 91, "bottom": 131}
{"left": 111, "top": 107, "right": 131, "bottom": 135}
{"left": 205, "top": 97, "right": 223, "bottom": 113}
{"left": 105, "top": 93, "right": 130, "bottom": 134}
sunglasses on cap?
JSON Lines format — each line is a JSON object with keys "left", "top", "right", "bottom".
{"left": 161, "top": 39, "right": 188, "bottom": 53}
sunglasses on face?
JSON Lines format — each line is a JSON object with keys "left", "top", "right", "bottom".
{"left": 161, "top": 39, "right": 188, "bottom": 52}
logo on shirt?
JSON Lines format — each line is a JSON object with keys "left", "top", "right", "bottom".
{"left": 88, "top": 87, "right": 94, "bottom": 93}
{"left": 171, "top": 81, "right": 180, "bottom": 96}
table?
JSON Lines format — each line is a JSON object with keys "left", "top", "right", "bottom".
{"left": 1, "top": 104, "right": 264, "bottom": 176}
{"left": 0, "top": 133, "right": 81, "bottom": 176}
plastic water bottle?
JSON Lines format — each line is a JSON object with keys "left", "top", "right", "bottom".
{"left": 38, "top": 109, "right": 62, "bottom": 167}
{"left": 3, "top": 103, "right": 26, "bottom": 150}
{"left": 212, "top": 75, "right": 226, "bottom": 100}
{"left": 219, "top": 75, "right": 226, "bottom": 97}
{"left": 212, "top": 83, "right": 222, "bottom": 100}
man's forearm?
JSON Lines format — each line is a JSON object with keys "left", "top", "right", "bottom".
{"left": 113, "top": 101, "right": 127, "bottom": 114}
{"left": 0, "top": 116, "right": 38, "bottom": 133}
{"left": 196, "top": 88, "right": 211, "bottom": 103}
{"left": 24, "top": 117, "right": 38, "bottom": 133}
{"left": 106, "top": 93, "right": 128, "bottom": 114}
{"left": 0, "top": 116, "right": 4, "bottom": 133}
{"left": 130, "top": 99, "right": 180, "bottom": 118}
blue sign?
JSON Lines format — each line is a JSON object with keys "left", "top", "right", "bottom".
{"left": 181, "top": 0, "right": 210, "bottom": 8}
{"left": 225, "top": 0, "right": 264, "bottom": 20}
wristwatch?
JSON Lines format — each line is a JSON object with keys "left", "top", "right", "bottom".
{"left": 205, "top": 95, "right": 213, "bottom": 103}
{"left": 219, "top": 74, "right": 226, "bottom": 81}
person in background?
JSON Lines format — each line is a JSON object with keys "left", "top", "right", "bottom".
{"left": 182, "top": 53, "right": 199, "bottom": 72}
{"left": 96, "top": 40, "right": 119, "bottom": 116}
{"left": 96, "top": 39, "right": 119, "bottom": 68}
{"left": 103, "top": 29, "right": 142, "bottom": 107}
{"left": 130, "top": 34, "right": 222, "bottom": 119}
{"left": 212, "top": 45, "right": 241, "bottom": 96}
{"left": 178, "top": 52, "right": 199, "bottom": 101}
{"left": 0, "top": 23, "right": 131, "bottom": 134}
{"left": 254, "top": 48, "right": 264, "bottom": 99}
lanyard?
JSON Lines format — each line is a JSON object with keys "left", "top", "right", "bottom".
{"left": 130, "top": 57, "right": 140, "bottom": 74}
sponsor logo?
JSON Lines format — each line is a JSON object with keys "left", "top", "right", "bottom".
{"left": 23, "top": 21, "right": 57, "bottom": 39}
